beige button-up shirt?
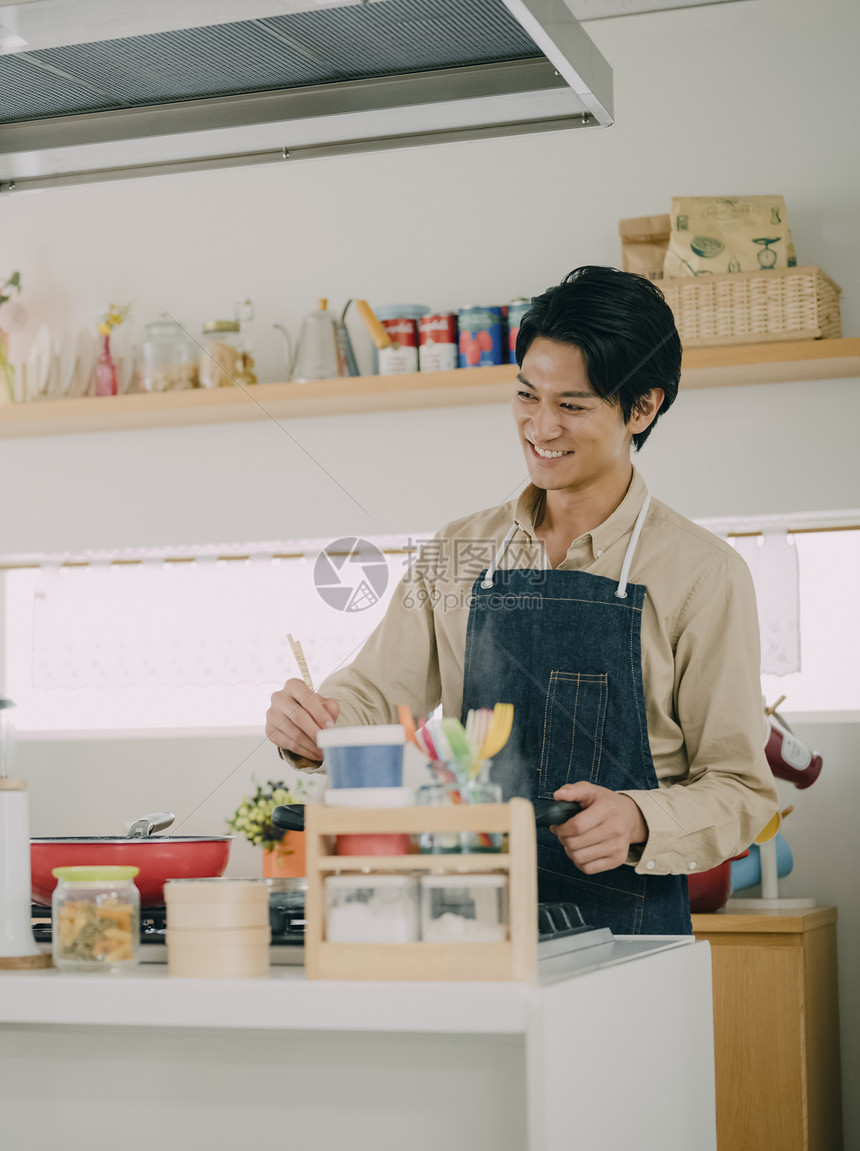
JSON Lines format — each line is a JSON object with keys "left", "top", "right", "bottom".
{"left": 317, "top": 468, "right": 778, "bottom": 875}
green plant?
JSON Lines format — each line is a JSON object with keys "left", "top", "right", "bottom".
{"left": 0, "top": 270, "right": 21, "bottom": 308}
{"left": 227, "top": 775, "right": 309, "bottom": 851}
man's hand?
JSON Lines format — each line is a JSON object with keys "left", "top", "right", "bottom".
{"left": 549, "top": 782, "right": 647, "bottom": 874}
{"left": 266, "top": 678, "right": 341, "bottom": 763}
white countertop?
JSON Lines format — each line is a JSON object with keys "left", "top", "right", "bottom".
{"left": 0, "top": 935, "right": 696, "bottom": 1034}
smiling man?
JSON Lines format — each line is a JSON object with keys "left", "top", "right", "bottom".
{"left": 267, "top": 266, "right": 778, "bottom": 935}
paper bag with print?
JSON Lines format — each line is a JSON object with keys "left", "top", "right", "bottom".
{"left": 618, "top": 215, "right": 671, "bottom": 281}
{"left": 663, "top": 196, "right": 797, "bottom": 278}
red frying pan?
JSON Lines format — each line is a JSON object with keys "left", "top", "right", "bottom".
{"left": 31, "top": 812, "right": 232, "bottom": 907}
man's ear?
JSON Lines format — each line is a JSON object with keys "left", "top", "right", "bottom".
{"left": 629, "top": 388, "right": 665, "bottom": 433}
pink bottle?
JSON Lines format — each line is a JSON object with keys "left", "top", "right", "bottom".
{"left": 94, "top": 333, "right": 118, "bottom": 397}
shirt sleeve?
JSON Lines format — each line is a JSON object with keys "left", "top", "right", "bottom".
{"left": 620, "top": 552, "right": 779, "bottom": 875}
{"left": 314, "top": 546, "right": 443, "bottom": 729}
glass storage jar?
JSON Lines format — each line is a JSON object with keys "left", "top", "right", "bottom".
{"left": 325, "top": 874, "right": 419, "bottom": 943}
{"left": 416, "top": 781, "right": 463, "bottom": 854}
{"left": 138, "top": 313, "right": 198, "bottom": 392}
{"left": 51, "top": 865, "right": 140, "bottom": 972}
{"left": 420, "top": 874, "right": 508, "bottom": 943}
{"left": 199, "top": 320, "right": 241, "bottom": 388}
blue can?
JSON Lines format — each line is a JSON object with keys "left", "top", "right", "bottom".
{"left": 458, "top": 306, "right": 504, "bottom": 368}
{"left": 507, "top": 298, "right": 531, "bottom": 364}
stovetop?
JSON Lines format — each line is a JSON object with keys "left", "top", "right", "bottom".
{"left": 31, "top": 898, "right": 598, "bottom": 967}
{"left": 31, "top": 891, "right": 306, "bottom": 948}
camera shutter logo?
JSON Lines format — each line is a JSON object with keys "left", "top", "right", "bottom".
{"left": 314, "top": 538, "right": 389, "bottom": 612}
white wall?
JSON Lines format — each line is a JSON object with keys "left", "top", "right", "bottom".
{"left": 2, "top": 0, "right": 859, "bottom": 1141}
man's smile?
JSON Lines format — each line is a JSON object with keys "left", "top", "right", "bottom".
{"left": 527, "top": 438, "right": 573, "bottom": 460}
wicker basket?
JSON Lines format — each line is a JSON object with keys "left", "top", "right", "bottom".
{"left": 661, "top": 265, "right": 842, "bottom": 347}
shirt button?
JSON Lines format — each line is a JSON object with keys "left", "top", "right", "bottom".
{"left": 688, "top": 862, "right": 697, "bottom": 870}
{"left": 596, "top": 549, "right": 604, "bottom": 557}
{"left": 645, "top": 860, "right": 655, "bottom": 870}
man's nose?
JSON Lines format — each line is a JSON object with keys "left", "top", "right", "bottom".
{"left": 529, "top": 404, "right": 563, "bottom": 442}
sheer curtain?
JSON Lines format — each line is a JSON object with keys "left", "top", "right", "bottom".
{"left": 7, "top": 538, "right": 416, "bottom": 731}
{"left": 733, "top": 529, "right": 801, "bottom": 676}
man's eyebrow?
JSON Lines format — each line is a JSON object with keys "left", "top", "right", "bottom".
{"left": 516, "top": 373, "right": 595, "bottom": 399}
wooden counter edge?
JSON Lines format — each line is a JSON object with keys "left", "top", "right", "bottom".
{"left": 692, "top": 905, "right": 837, "bottom": 934}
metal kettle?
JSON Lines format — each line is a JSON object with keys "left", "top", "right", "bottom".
{"left": 275, "top": 298, "right": 346, "bottom": 383}
{"left": 274, "top": 299, "right": 391, "bottom": 383}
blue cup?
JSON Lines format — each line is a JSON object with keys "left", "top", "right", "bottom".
{"left": 316, "top": 725, "right": 406, "bottom": 789}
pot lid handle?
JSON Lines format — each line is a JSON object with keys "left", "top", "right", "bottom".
{"left": 126, "top": 812, "right": 175, "bottom": 838}
{"left": 271, "top": 804, "right": 305, "bottom": 833}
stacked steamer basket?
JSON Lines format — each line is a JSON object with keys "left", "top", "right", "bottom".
{"left": 165, "top": 879, "right": 270, "bottom": 977}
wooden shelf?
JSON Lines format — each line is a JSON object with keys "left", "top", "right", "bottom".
{"left": 1, "top": 338, "right": 857, "bottom": 439}
{"left": 317, "top": 854, "right": 510, "bottom": 871}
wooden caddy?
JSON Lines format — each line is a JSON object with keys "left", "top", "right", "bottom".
{"left": 304, "top": 797, "right": 537, "bottom": 981}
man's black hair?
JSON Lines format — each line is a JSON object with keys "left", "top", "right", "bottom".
{"left": 515, "top": 265, "right": 682, "bottom": 451}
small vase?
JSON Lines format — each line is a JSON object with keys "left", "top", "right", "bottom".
{"left": 94, "top": 332, "right": 118, "bottom": 397}
{"left": 262, "top": 831, "right": 306, "bottom": 878}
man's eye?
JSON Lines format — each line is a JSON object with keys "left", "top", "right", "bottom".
{"left": 516, "top": 390, "right": 536, "bottom": 400}
{"left": 560, "top": 404, "right": 585, "bottom": 412}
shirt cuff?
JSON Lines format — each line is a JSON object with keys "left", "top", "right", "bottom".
{"left": 277, "top": 746, "right": 326, "bottom": 774}
{"left": 618, "top": 789, "right": 702, "bottom": 877}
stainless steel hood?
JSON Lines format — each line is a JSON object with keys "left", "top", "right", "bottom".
{"left": 0, "top": 0, "right": 615, "bottom": 191}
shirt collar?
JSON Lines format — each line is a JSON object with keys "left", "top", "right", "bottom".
{"left": 512, "top": 467, "right": 649, "bottom": 560}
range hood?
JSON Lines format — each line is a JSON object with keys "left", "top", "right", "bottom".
{"left": 0, "top": 0, "right": 614, "bottom": 192}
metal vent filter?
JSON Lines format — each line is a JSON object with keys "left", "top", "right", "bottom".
{"left": 0, "top": 0, "right": 540, "bottom": 125}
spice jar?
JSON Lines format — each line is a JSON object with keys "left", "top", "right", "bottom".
{"left": 138, "top": 313, "right": 198, "bottom": 392}
{"left": 199, "top": 321, "right": 241, "bottom": 388}
{"left": 51, "top": 865, "right": 140, "bottom": 972}
{"left": 325, "top": 874, "right": 419, "bottom": 943}
{"left": 420, "top": 874, "right": 508, "bottom": 943}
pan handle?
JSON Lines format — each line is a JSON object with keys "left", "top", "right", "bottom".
{"left": 271, "top": 804, "right": 306, "bottom": 833}
{"left": 533, "top": 799, "right": 583, "bottom": 828}
{"left": 126, "top": 812, "right": 176, "bottom": 838}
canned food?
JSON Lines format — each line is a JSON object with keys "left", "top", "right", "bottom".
{"left": 507, "top": 298, "right": 531, "bottom": 364}
{"left": 378, "top": 317, "right": 419, "bottom": 375}
{"left": 419, "top": 313, "right": 458, "bottom": 373}
{"left": 458, "top": 306, "right": 504, "bottom": 368}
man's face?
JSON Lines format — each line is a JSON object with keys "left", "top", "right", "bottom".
{"left": 513, "top": 337, "right": 636, "bottom": 494}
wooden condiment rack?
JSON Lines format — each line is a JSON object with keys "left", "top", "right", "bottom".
{"left": 304, "top": 798, "right": 537, "bottom": 981}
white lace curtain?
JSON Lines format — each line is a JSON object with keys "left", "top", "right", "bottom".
{"left": 733, "top": 530, "right": 800, "bottom": 676}
{"left": 21, "top": 522, "right": 810, "bottom": 686}
{"left": 29, "top": 547, "right": 410, "bottom": 691}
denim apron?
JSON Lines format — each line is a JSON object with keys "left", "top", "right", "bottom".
{"left": 461, "top": 492, "right": 691, "bottom": 936}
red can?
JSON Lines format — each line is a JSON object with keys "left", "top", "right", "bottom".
{"left": 419, "top": 313, "right": 458, "bottom": 373}
{"left": 379, "top": 317, "right": 419, "bottom": 375}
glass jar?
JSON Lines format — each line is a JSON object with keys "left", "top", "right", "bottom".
{"left": 420, "top": 874, "right": 508, "bottom": 943}
{"left": 51, "top": 866, "right": 140, "bottom": 972}
{"left": 138, "top": 313, "right": 198, "bottom": 392}
{"left": 416, "top": 781, "right": 463, "bottom": 854}
{"left": 325, "top": 874, "right": 419, "bottom": 943}
{"left": 199, "top": 321, "right": 241, "bottom": 389}
{"left": 416, "top": 772, "right": 504, "bottom": 854}
{"left": 461, "top": 779, "right": 504, "bottom": 854}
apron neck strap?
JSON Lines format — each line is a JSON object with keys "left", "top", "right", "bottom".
{"left": 614, "top": 491, "right": 651, "bottom": 600}
{"left": 481, "top": 524, "right": 519, "bottom": 589}
{"left": 480, "top": 488, "right": 652, "bottom": 595}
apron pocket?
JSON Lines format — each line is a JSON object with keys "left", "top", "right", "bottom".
{"left": 538, "top": 670, "right": 608, "bottom": 796}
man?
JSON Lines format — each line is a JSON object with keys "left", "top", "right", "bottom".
{"left": 267, "top": 266, "right": 778, "bottom": 934}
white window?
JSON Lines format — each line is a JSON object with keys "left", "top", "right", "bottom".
{"left": 2, "top": 536, "right": 420, "bottom": 734}
{"left": 756, "top": 528, "right": 860, "bottom": 715}
{"left": 2, "top": 522, "right": 857, "bottom": 734}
